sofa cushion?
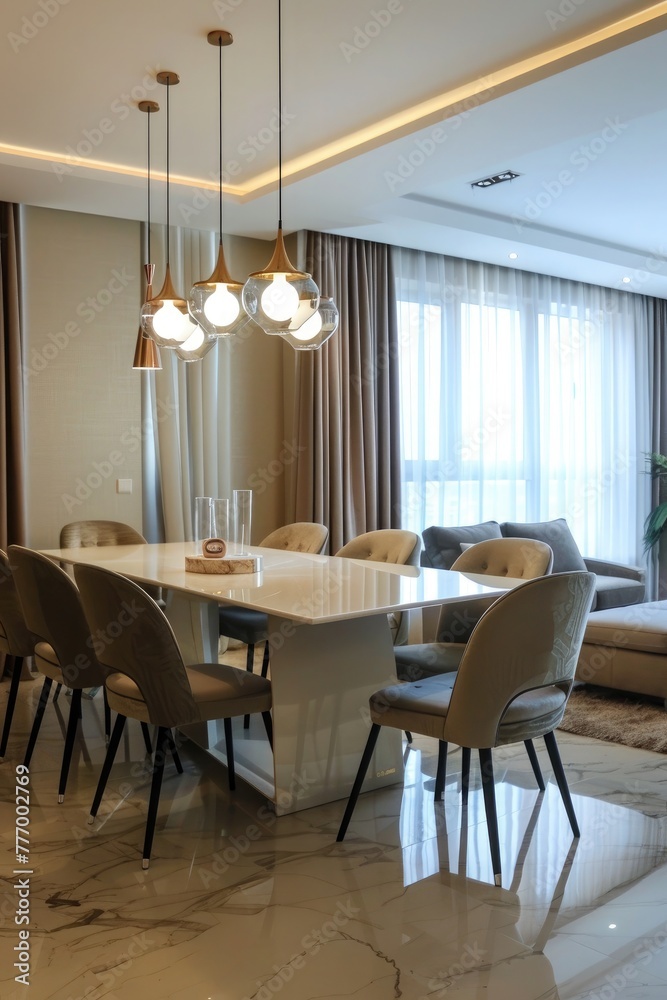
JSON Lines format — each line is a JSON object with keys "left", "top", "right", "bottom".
{"left": 592, "top": 576, "right": 646, "bottom": 612}
{"left": 421, "top": 521, "right": 502, "bottom": 570}
{"left": 584, "top": 600, "right": 667, "bottom": 653}
{"left": 500, "top": 518, "right": 587, "bottom": 574}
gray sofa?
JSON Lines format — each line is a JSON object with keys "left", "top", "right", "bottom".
{"left": 421, "top": 518, "right": 646, "bottom": 611}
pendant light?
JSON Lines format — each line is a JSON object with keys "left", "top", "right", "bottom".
{"left": 242, "top": 0, "right": 319, "bottom": 335}
{"left": 141, "top": 71, "right": 198, "bottom": 347}
{"left": 188, "top": 30, "right": 250, "bottom": 339}
{"left": 283, "top": 296, "right": 339, "bottom": 351}
{"left": 132, "top": 100, "right": 162, "bottom": 370}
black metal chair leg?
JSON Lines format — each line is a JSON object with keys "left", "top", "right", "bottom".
{"left": 260, "top": 640, "right": 270, "bottom": 678}
{"left": 53, "top": 682, "right": 62, "bottom": 702}
{"left": 243, "top": 643, "right": 255, "bottom": 730}
{"left": 261, "top": 711, "right": 273, "bottom": 749}
{"left": 544, "top": 730, "right": 580, "bottom": 837}
{"left": 58, "top": 689, "right": 82, "bottom": 803}
{"left": 405, "top": 731, "right": 413, "bottom": 744}
{"left": 166, "top": 730, "right": 183, "bottom": 774}
{"left": 24, "top": 676, "right": 53, "bottom": 767}
{"left": 0, "top": 655, "right": 23, "bottom": 760}
{"left": 479, "top": 748, "right": 502, "bottom": 886}
{"left": 224, "top": 717, "right": 235, "bottom": 791}
{"left": 337, "top": 723, "right": 382, "bottom": 842}
{"left": 142, "top": 726, "right": 169, "bottom": 869}
{"left": 140, "top": 722, "right": 153, "bottom": 755}
{"left": 103, "top": 688, "right": 111, "bottom": 746}
{"left": 434, "top": 740, "right": 448, "bottom": 800}
{"left": 461, "top": 746, "right": 471, "bottom": 804}
{"left": 89, "top": 714, "right": 127, "bottom": 821}
{"left": 524, "top": 738, "right": 546, "bottom": 791}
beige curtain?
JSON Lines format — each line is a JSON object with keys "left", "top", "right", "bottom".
{"left": 289, "top": 231, "right": 401, "bottom": 552}
{"left": 0, "top": 204, "right": 26, "bottom": 551}
{"left": 142, "top": 224, "right": 233, "bottom": 541}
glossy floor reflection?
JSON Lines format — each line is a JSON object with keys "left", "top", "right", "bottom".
{"left": 1, "top": 672, "right": 667, "bottom": 999}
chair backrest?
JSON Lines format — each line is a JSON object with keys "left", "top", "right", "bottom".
{"left": 8, "top": 546, "right": 107, "bottom": 689}
{"left": 0, "top": 550, "right": 37, "bottom": 657}
{"left": 73, "top": 563, "right": 200, "bottom": 729}
{"left": 444, "top": 572, "right": 595, "bottom": 749}
{"left": 60, "top": 520, "right": 147, "bottom": 548}
{"left": 436, "top": 537, "right": 553, "bottom": 642}
{"left": 451, "top": 537, "right": 554, "bottom": 578}
{"left": 335, "top": 529, "right": 421, "bottom": 567}
{"left": 260, "top": 522, "right": 328, "bottom": 554}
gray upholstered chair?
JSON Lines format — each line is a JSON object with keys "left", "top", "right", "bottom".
{"left": 74, "top": 562, "right": 273, "bottom": 869}
{"left": 0, "top": 550, "right": 38, "bottom": 761}
{"left": 219, "top": 522, "right": 328, "bottom": 727}
{"left": 9, "top": 545, "right": 109, "bottom": 801}
{"left": 337, "top": 572, "right": 596, "bottom": 886}
{"left": 335, "top": 529, "right": 422, "bottom": 645}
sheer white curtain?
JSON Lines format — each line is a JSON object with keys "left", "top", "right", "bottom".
{"left": 141, "top": 223, "right": 232, "bottom": 541}
{"left": 392, "top": 248, "right": 652, "bottom": 567}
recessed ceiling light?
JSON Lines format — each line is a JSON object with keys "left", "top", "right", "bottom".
{"left": 609, "top": 923, "right": 617, "bottom": 929}
{"left": 622, "top": 276, "right": 631, "bottom": 284}
{"left": 508, "top": 252, "right": 519, "bottom": 260}
{"left": 470, "top": 170, "right": 521, "bottom": 189}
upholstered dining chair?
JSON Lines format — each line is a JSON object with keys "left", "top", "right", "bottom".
{"left": 9, "top": 545, "right": 109, "bottom": 802}
{"left": 219, "top": 521, "right": 328, "bottom": 728}
{"left": 60, "top": 518, "right": 162, "bottom": 607}
{"left": 337, "top": 571, "right": 596, "bottom": 886}
{"left": 335, "top": 529, "right": 422, "bottom": 645}
{"left": 395, "top": 536, "right": 554, "bottom": 781}
{"left": 74, "top": 562, "right": 273, "bottom": 869}
{"left": 0, "top": 550, "right": 38, "bottom": 761}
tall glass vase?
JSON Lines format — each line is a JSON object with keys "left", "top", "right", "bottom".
{"left": 233, "top": 490, "right": 252, "bottom": 555}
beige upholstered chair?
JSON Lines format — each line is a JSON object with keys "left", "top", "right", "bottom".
{"left": 9, "top": 546, "right": 109, "bottom": 801}
{"left": 0, "top": 550, "right": 38, "bottom": 761}
{"left": 337, "top": 572, "right": 596, "bottom": 886}
{"left": 59, "top": 520, "right": 148, "bottom": 548}
{"left": 74, "top": 562, "right": 273, "bottom": 869}
{"left": 219, "top": 522, "right": 328, "bottom": 727}
{"left": 335, "top": 529, "right": 422, "bottom": 644}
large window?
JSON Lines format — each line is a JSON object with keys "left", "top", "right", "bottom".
{"left": 393, "top": 249, "right": 652, "bottom": 564}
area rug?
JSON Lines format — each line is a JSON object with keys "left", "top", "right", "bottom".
{"left": 559, "top": 685, "right": 667, "bottom": 753}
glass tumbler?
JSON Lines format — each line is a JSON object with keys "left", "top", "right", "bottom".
{"left": 194, "top": 496, "right": 213, "bottom": 554}
{"left": 233, "top": 489, "right": 253, "bottom": 554}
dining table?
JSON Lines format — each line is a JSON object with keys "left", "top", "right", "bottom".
{"left": 41, "top": 540, "right": 521, "bottom": 815}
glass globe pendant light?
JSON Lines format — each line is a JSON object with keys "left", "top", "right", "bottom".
{"left": 132, "top": 100, "right": 162, "bottom": 370}
{"left": 141, "top": 71, "right": 199, "bottom": 348}
{"left": 188, "top": 31, "right": 250, "bottom": 339}
{"left": 283, "top": 296, "right": 339, "bottom": 351}
{"left": 242, "top": 0, "right": 319, "bottom": 335}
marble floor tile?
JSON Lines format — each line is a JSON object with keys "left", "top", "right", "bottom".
{"left": 2, "top": 674, "right": 667, "bottom": 999}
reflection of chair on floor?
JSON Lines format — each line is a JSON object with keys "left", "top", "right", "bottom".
{"left": 75, "top": 563, "right": 273, "bottom": 869}
{"left": 0, "top": 549, "right": 38, "bottom": 761}
{"left": 338, "top": 572, "right": 595, "bottom": 886}
{"left": 219, "top": 522, "right": 328, "bottom": 728}
{"left": 396, "top": 537, "right": 554, "bottom": 781}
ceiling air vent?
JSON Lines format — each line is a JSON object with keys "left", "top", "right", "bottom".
{"left": 470, "top": 170, "right": 521, "bottom": 189}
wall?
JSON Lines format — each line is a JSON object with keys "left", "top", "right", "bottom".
{"left": 21, "top": 207, "right": 289, "bottom": 549}
{"left": 22, "top": 206, "right": 143, "bottom": 548}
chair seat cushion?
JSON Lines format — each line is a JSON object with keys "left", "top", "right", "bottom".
{"left": 394, "top": 643, "right": 465, "bottom": 682}
{"left": 592, "top": 576, "right": 646, "bottom": 612}
{"left": 218, "top": 605, "right": 269, "bottom": 645}
{"left": 34, "top": 641, "right": 63, "bottom": 682}
{"left": 106, "top": 663, "right": 272, "bottom": 724}
{"left": 370, "top": 675, "right": 566, "bottom": 746}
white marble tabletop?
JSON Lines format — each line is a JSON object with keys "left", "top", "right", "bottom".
{"left": 41, "top": 540, "right": 520, "bottom": 624}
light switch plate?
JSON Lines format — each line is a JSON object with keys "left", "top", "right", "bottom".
{"left": 116, "top": 479, "right": 132, "bottom": 494}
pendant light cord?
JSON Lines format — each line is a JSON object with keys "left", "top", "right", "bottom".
{"left": 165, "top": 79, "right": 170, "bottom": 266}
{"left": 278, "top": 0, "right": 283, "bottom": 230}
{"left": 218, "top": 39, "right": 223, "bottom": 246}
{"left": 147, "top": 108, "right": 152, "bottom": 264}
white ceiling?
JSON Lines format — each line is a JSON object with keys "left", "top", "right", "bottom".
{"left": 2, "top": 0, "right": 667, "bottom": 294}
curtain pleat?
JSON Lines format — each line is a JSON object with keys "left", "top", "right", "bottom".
{"left": 290, "top": 232, "right": 401, "bottom": 552}
{"left": 0, "top": 203, "right": 26, "bottom": 551}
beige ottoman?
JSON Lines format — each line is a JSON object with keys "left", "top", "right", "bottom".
{"left": 576, "top": 601, "right": 667, "bottom": 703}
